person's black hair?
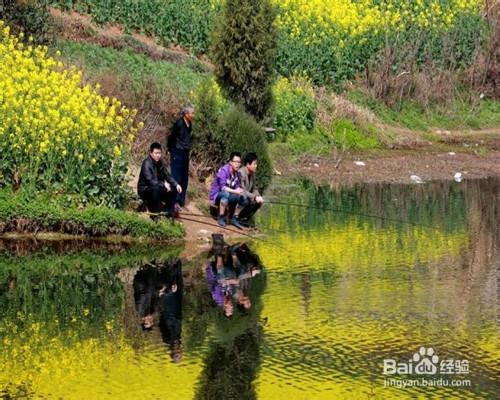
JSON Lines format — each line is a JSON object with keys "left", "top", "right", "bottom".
{"left": 243, "top": 152, "right": 258, "bottom": 166}
{"left": 150, "top": 142, "right": 162, "bottom": 153}
{"left": 229, "top": 151, "right": 241, "bottom": 162}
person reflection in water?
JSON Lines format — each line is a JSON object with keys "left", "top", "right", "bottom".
{"left": 158, "top": 260, "right": 183, "bottom": 363}
{"left": 133, "top": 260, "right": 183, "bottom": 362}
{"left": 133, "top": 263, "right": 158, "bottom": 330}
{"left": 206, "top": 234, "right": 261, "bottom": 317}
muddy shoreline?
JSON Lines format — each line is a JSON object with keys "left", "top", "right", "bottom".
{"left": 274, "top": 149, "right": 500, "bottom": 188}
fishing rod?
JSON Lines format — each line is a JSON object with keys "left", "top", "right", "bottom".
{"left": 265, "top": 200, "right": 417, "bottom": 226}
{"left": 179, "top": 212, "right": 293, "bottom": 236}
{"left": 176, "top": 214, "right": 288, "bottom": 251}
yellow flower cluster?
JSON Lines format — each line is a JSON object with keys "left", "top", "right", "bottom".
{"left": 0, "top": 21, "right": 142, "bottom": 201}
{"left": 275, "top": 0, "right": 482, "bottom": 45}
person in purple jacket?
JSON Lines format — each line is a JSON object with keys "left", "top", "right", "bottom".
{"left": 209, "top": 152, "right": 249, "bottom": 228}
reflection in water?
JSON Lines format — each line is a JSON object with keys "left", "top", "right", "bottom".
{"left": 253, "top": 177, "right": 499, "bottom": 398}
{"left": 196, "top": 239, "right": 266, "bottom": 400}
{"left": 133, "top": 260, "right": 184, "bottom": 361}
{"left": 0, "top": 178, "right": 498, "bottom": 399}
{"left": 206, "top": 239, "right": 262, "bottom": 317}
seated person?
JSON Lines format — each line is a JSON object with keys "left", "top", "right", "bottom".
{"left": 209, "top": 152, "right": 248, "bottom": 228}
{"left": 137, "top": 142, "right": 182, "bottom": 218}
{"left": 238, "top": 152, "right": 265, "bottom": 225}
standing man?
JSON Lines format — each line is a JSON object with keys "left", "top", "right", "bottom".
{"left": 138, "top": 142, "right": 182, "bottom": 219}
{"left": 209, "top": 152, "right": 248, "bottom": 228}
{"left": 168, "top": 104, "right": 195, "bottom": 214}
{"left": 238, "top": 152, "right": 264, "bottom": 225}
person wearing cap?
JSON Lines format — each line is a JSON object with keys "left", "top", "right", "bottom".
{"left": 168, "top": 104, "right": 195, "bottom": 213}
{"left": 209, "top": 152, "right": 249, "bottom": 229}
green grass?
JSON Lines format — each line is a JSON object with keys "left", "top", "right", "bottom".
{"left": 53, "top": 40, "right": 206, "bottom": 98}
{"left": 282, "top": 119, "right": 380, "bottom": 156}
{"left": 0, "top": 189, "right": 184, "bottom": 240}
{"left": 348, "top": 89, "right": 500, "bottom": 131}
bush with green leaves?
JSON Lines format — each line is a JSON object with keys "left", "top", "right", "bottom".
{"left": 218, "top": 106, "right": 273, "bottom": 190}
{"left": 1, "top": 0, "right": 52, "bottom": 43}
{"left": 273, "top": 76, "right": 316, "bottom": 137}
{"left": 191, "top": 77, "right": 229, "bottom": 168}
{"left": 211, "top": 0, "right": 277, "bottom": 121}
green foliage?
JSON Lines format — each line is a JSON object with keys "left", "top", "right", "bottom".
{"left": 0, "top": 244, "right": 181, "bottom": 325}
{"left": 50, "top": 1, "right": 488, "bottom": 88}
{"left": 348, "top": 89, "right": 500, "bottom": 130}
{"left": 211, "top": 0, "right": 277, "bottom": 121}
{"left": 285, "top": 119, "right": 379, "bottom": 155}
{"left": 218, "top": 107, "right": 273, "bottom": 191}
{"left": 273, "top": 76, "right": 316, "bottom": 137}
{"left": 1, "top": 0, "right": 52, "bottom": 43}
{"left": 286, "top": 130, "right": 333, "bottom": 156}
{"left": 191, "top": 77, "right": 229, "bottom": 167}
{"left": 55, "top": 40, "right": 205, "bottom": 99}
{"left": 50, "top": 0, "right": 220, "bottom": 53}
{"left": 0, "top": 189, "right": 184, "bottom": 239}
{"left": 330, "top": 119, "right": 380, "bottom": 150}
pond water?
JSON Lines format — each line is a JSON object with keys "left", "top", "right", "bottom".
{"left": 0, "top": 178, "right": 498, "bottom": 399}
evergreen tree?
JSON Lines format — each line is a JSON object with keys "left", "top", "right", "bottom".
{"left": 211, "top": 0, "right": 277, "bottom": 121}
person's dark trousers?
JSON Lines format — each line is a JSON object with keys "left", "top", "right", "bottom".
{"left": 238, "top": 202, "right": 262, "bottom": 222}
{"left": 170, "top": 148, "right": 189, "bottom": 207}
{"left": 139, "top": 186, "right": 176, "bottom": 215}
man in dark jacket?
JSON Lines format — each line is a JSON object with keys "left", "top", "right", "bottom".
{"left": 138, "top": 142, "right": 182, "bottom": 217}
{"left": 168, "top": 105, "right": 195, "bottom": 212}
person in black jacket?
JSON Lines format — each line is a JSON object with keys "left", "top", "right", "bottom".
{"left": 167, "top": 105, "right": 195, "bottom": 212}
{"left": 138, "top": 142, "right": 182, "bottom": 217}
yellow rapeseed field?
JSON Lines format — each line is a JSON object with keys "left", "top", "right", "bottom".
{"left": 275, "top": 0, "right": 482, "bottom": 43}
{"left": 0, "top": 21, "right": 142, "bottom": 205}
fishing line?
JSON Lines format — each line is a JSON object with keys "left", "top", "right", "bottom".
{"left": 265, "top": 200, "right": 417, "bottom": 226}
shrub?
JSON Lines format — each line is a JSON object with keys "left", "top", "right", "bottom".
{"left": 1, "top": 0, "right": 52, "bottom": 43}
{"left": 0, "top": 23, "right": 142, "bottom": 207}
{"left": 218, "top": 107, "right": 273, "bottom": 191}
{"left": 211, "top": 0, "right": 277, "bottom": 121}
{"left": 190, "top": 77, "right": 229, "bottom": 172}
{"left": 273, "top": 76, "right": 316, "bottom": 137}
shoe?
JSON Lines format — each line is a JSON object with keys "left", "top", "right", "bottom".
{"left": 239, "top": 218, "right": 254, "bottom": 228}
{"left": 231, "top": 215, "right": 243, "bottom": 230}
{"left": 217, "top": 216, "right": 226, "bottom": 227}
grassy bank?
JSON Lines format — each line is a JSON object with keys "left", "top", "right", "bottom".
{"left": 348, "top": 90, "right": 500, "bottom": 131}
{"left": 0, "top": 190, "right": 184, "bottom": 240}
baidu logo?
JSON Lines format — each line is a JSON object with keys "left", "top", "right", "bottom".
{"left": 383, "top": 347, "right": 469, "bottom": 376}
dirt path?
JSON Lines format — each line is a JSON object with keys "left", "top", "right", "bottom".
{"left": 178, "top": 202, "right": 255, "bottom": 260}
